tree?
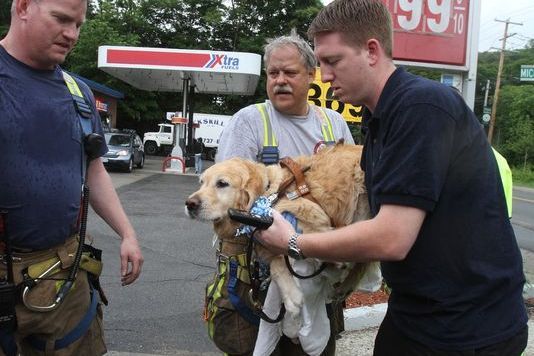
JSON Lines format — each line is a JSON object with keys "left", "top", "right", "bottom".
{"left": 0, "top": 0, "right": 11, "bottom": 38}
{"left": 494, "top": 85, "right": 534, "bottom": 167}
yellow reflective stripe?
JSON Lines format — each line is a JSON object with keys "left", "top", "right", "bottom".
{"left": 255, "top": 103, "right": 277, "bottom": 146}
{"left": 492, "top": 148, "right": 513, "bottom": 218}
{"left": 62, "top": 71, "right": 84, "bottom": 98}
{"left": 236, "top": 253, "right": 248, "bottom": 267}
{"left": 319, "top": 107, "right": 335, "bottom": 142}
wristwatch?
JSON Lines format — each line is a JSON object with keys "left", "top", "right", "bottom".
{"left": 287, "top": 233, "right": 306, "bottom": 260}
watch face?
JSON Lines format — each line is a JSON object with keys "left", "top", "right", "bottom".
{"left": 288, "top": 247, "right": 300, "bottom": 259}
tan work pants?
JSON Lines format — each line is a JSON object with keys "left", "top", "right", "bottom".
{"left": 0, "top": 237, "right": 106, "bottom": 356}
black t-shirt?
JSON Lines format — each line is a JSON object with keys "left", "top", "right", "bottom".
{"left": 193, "top": 141, "right": 204, "bottom": 154}
{"left": 361, "top": 67, "right": 527, "bottom": 350}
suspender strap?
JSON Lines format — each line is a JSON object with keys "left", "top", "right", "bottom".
{"left": 255, "top": 103, "right": 279, "bottom": 165}
{"left": 256, "top": 103, "right": 277, "bottom": 147}
{"left": 25, "top": 285, "right": 99, "bottom": 351}
{"left": 62, "top": 71, "right": 93, "bottom": 183}
{"left": 62, "top": 71, "right": 93, "bottom": 120}
{"left": 227, "top": 259, "right": 260, "bottom": 326}
{"left": 314, "top": 106, "right": 336, "bottom": 144}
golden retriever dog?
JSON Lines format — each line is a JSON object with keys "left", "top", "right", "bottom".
{"left": 185, "top": 143, "right": 372, "bottom": 339}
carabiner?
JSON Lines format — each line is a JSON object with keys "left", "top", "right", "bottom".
{"left": 22, "top": 259, "right": 64, "bottom": 312}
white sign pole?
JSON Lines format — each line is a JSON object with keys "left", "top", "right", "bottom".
{"left": 462, "top": 0, "right": 481, "bottom": 109}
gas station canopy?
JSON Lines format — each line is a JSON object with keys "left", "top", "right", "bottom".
{"left": 97, "top": 46, "right": 262, "bottom": 95}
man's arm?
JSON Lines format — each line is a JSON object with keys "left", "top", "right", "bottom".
{"left": 86, "top": 158, "right": 144, "bottom": 285}
{"left": 256, "top": 204, "right": 425, "bottom": 262}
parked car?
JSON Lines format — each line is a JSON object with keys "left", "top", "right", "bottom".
{"left": 102, "top": 130, "right": 145, "bottom": 173}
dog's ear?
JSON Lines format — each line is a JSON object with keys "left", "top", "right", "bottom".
{"left": 236, "top": 189, "right": 251, "bottom": 211}
{"left": 236, "top": 161, "right": 267, "bottom": 210}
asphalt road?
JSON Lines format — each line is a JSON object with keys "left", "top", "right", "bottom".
{"left": 89, "top": 156, "right": 534, "bottom": 355}
{"left": 89, "top": 157, "right": 220, "bottom": 354}
{"left": 512, "top": 186, "right": 534, "bottom": 251}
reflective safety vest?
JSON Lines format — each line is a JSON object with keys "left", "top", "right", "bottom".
{"left": 255, "top": 103, "right": 336, "bottom": 165}
{"left": 492, "top": 148, "right": 513, "bottom": 218}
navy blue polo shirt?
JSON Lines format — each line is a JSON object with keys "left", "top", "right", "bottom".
{"left": 0, "top": 46, "right": 107, "bottom": 249}
{"left": 361, "top": 68, "right": 527, "bottom": 350}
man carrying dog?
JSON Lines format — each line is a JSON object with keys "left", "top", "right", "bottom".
{"left": 0, "top": 0, "right": 143, "bottom": 354}
{"left": 215, "top": 31, "right": 354, "bottom": 355}
{"left": 256, "top": 0, "right": 528, "bottom": 355}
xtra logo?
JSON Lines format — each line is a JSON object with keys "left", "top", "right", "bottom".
{"left": 205, "top": 54, "right": 240, "bottom": 70}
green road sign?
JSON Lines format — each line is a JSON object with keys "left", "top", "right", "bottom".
{"left": 520, "top": 65, "right": 534, "bottom": 82}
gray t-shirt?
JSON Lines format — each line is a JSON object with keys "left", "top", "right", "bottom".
{"left": 216, "top": 100, "right": 355, "bottom": 162}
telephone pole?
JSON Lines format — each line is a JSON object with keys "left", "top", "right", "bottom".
{"left": 487, "top": 18, "right": 522, "bottom": 144}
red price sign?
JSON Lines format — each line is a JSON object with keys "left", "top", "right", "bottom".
{"left": 384, "top": 0, "right": 470, "bottom": 66}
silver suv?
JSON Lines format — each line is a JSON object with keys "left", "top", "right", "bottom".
{"left": 103, "top": 130, "right": 145, "bottom": 173}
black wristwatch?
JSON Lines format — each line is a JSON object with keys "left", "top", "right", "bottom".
{"left": 287, "top": 233, "right": 306, "bottom": 260}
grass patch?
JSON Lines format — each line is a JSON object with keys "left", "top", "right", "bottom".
{"left": 512, "top": 166, "right": 534, "bottom": 188}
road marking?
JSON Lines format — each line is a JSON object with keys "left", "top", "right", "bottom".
{"left": 514, "top": 197, "right": 534, "bottom": 204}
{"left": 513, "top": 220, "right": 534, "bottom": 232}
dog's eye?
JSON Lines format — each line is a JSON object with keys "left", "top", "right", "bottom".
{"left": 216, "top": 180, "right": 229, "bottom": 188}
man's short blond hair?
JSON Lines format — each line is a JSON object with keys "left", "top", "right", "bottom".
{"left": 308, "top": 0, "right": 393, "bottom": 58}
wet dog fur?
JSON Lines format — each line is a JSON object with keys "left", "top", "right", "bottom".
{"left": 185, "top": 143, "right": 372, "bottom": 335}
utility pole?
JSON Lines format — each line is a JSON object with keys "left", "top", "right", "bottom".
{"left": 487, "top": 18, "right": 522, "bottom": 144}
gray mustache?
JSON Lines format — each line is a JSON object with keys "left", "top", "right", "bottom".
{"left": 274, "top": 85, "right": 292, "bottom": 94}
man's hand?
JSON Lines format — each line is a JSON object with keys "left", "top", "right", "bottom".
{"left": 120, "top": 236, "right": 143, "bottom": 286}
{"left": 255, "top": 210, "right": 295, "bottom": 255}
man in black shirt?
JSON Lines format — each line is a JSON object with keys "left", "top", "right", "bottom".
{"left": 255, "top": 0, "right": 528, "bottom": 354}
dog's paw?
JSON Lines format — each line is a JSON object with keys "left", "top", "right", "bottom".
{"left": 282, "top": 308, "right": 302, "bottom": 339}
{"left": 283, "top": 287, "right": 303, "bottom": 316}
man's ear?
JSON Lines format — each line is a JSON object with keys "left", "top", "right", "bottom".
{"left": 16, "top": 0, "right": 32, "bottom": 18}
{"left": 367, "top": 39, "right": 380, "bottom": 66}
{"left": 308, "top": 66, "right": 316, "bottom": 84}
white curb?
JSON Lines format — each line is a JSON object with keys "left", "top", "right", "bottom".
{"left": 344, "top": 303, "right": 387, "bottom": 331}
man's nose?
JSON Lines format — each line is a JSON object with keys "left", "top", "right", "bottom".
{"left": 63, "top": 24, "right": 80, "bottom": 41}
{"left": 320, "top": 68, "right": 334, "bottom": 83}
{"left": 275, "top": 71, "right": 289, "bottom": 84}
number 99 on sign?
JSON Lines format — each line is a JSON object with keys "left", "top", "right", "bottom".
{"left": 307, "top": 80, "right": 363, "bottom": 123}
{"left": 393, "top": 0, "right": 465, "bottom": 35}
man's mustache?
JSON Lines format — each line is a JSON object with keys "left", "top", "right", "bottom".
{"left": 274, "top": 85, "right": 292, "bottom": 94}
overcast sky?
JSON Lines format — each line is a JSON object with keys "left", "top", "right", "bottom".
{"left": 321, "top": 0, "right": 534, "bottom": 52}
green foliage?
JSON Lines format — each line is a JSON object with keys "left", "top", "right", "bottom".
{"left": 406, "top": 67, "right": 441, "bottom": 82}
{"left": 17, "top": 0, "right": 527, "bottom": 160}
{"left": 477, "top": 44, "right": 534, "bottom": 168}
{"left": 512, "top": 166, "right": 534, "bottom": 188}
{"left": 62, "top": 0, "right": 323, "bottom": 126}
{"left": 0, "top": 0, "right": 11, "bottom": 38}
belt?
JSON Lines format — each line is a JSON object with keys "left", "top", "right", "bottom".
{"left": 0, "top": 231, "right": 79, "bottom": 255}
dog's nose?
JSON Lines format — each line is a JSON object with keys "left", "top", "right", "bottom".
{"left": 185, "top": 197, "right": 200, "bottom": 212}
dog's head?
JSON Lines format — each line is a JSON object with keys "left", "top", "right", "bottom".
{"left": 185, "top": 158, "right": 277, "bottom": 225}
